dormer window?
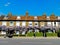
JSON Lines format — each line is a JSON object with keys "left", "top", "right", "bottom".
{"left": 34, "top": 16, "right": 37, "bottom": 20}
{"left": 17, "top": 16, "right": 20, "bottom": 19}
{"left": 58, "top": 16, "right": 60, "bottom": 20}
{"left": 47, "top": 16, "right": 50, "bottom": 20}
{"left": 34, "top": 16, "right": 37, "bottom": 19}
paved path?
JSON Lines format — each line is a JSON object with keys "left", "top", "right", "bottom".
{"left": 0, "top": 37, "right": 60, "bottom": 39}
{"left": 0, "top": 37, "right": 60, "bottom": 45}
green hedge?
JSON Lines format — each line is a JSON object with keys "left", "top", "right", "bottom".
{"left": 56, "top": 30, "right": 60, "bottom": 37}
{"left": 35, "top": 32, "right": 43, "bottom": 37}
{"left": 26, "top": 32, "right": 43, "bottom": 37}
{"left": 46, "top": 32, "right": 57, "bottom": 37}
{"left": 26, "top": 32, "right": 34, "bottom": 37}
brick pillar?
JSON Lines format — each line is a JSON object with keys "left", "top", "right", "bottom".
{"left": 0, "top": 21, "right": 2, "bottom": 26}
{"left": 32, "top": 22, "right": 34, "bottom": 27}
{"left": 7, "top": 21, "right": 9, "bottom": 26}
{"left": 40, "top": 22, "right": 45, "bottom": 27}
{"left": 45, "top": 22, "right": 47, "bottom": 26}
{"left": 40, "top": 22, "right": 42, "bottom": 27}
{"left": 19, "top": 21, "right": 20, "bottom": 26}
{"left": 38, "top": 22, "right": 40, "bottom": 27}
{"left": 20, "top": 21, "right": 22, "bottom": 27}
{"left": 26, "top": 21, "right": 28, "bottom": 27}
{"left": 43, "top": 22, "right": 45, "bottom": 26}
{"left": 14, "top": 21, "right": 16, "bottom": 26}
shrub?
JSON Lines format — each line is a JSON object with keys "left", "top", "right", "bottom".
{"left": 46, "top": 32, "right": 57, "bottom": 37}
{"left": 26, "top": 32, "right": 34, "bottom": 37}
{"left": 57, "top": 30, "right": 60, "bottom": 37}
{"left": 35, "top": 32, "right": 43, "bottom": 37}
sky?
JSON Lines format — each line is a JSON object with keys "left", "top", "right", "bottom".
{"left": 0, "top": 0, "right": 60, "bottom": 16}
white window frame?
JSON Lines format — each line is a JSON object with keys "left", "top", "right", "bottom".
{"left": 16, "top": 21, "right": 20, "bottom": 26}
{"left": 22, "top": 21, "right": 26, "bottom": 27}
{"left": 28, "top": 21, "right": 32, "bottom": 26}
{"left": 2, "top": 21, "right": 7, "bottom": 26}
{"left": 9, "top": 21, "right": 14, "bottom": 26}
{"left": 34, "top": 22, "right": 38, "bottom": 27}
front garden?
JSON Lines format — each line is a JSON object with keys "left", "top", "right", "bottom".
{"left": 0, "top": 30, "right": 60, "bottom": 37}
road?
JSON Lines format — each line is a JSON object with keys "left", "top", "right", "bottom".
{"left": 0, "top": 37, "right": 60, "bottom": 45}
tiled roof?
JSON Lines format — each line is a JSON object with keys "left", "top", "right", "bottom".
{"left": 0, "top": 14, "right": 58, "bottom": 21}
{"left": 50, "top": 15, "right": 57, "bottom": 20}
{"left": 20, "top": 16, "right": 26, "bottom": 20}
{"left": 26, "top": 16, "right": 34, "bottom": 20}
{"left": 7, "top": 16, "right": 17, "bottom": 20}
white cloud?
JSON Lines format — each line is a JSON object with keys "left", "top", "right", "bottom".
{"left": 4, "top": 2, "right": 11, "bottom": 6}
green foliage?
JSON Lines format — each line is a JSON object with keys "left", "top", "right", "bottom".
{"left": 35, "top": 32, "right": 43, "bottom": 37}
{"left": 46, "top": 32, "right": 57, "bottom": 37}
{"left": 57, "top": 30, "right": 60, "bottom": 33}
{"left": 26, "top": 32, "right": 34, "bottom": 37}
{"left": 26, "top": 32, "right": 43, "bottom": 37}
{"left": 57, "top": 30, "right": 60, "bottom": 37}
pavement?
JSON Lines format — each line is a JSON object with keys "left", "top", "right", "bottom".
{"left": 0, "top": 37, "right": 60, "bottom": 45}
{"left": 0, "top": 36, "right": 60, "bottom": 39}
{"left": 13, "top": 37, "right": 60, "bottom": 39}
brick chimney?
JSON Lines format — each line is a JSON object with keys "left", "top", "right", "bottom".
{"left": 26, "top": 11, "right": 28, "bottom": 16}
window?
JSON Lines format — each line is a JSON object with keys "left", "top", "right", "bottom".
{"left": 59, "top": 22, "right": 60, "bottom": 25}
{"left": 35, "top": 23, "right": 37, "bottom": 25}
{"left": 29, "top": 22, "right": 32, "bottom": 26}
{"left": 10, "top": 21, "right": 13, "bottom": 23}
{"left": 22, "top": 21, "right": 26, "bottom": 26}
{"left": 29, "top": 24, "right": 32, "bottom": 25}
{"left": 10, "top": 21, "right": 14, "bottom": 26}
{"left": 16, "top": 21, "right": 20, "bottom": 26}
{"left": 2, "top": 21, "right": 6, "bottom": 26}
{"left": 35, "top": 22, "right": 38, "bottom": 25}
{"left": 47, "top": 22, "right": 51, "bottom": 26}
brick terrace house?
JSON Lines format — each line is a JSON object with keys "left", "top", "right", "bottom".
{"left": 0, "top": 11, "right": 59, "bottom": 34}
{"left": 0, "top": 12, "right": 47, "bottom": 27}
